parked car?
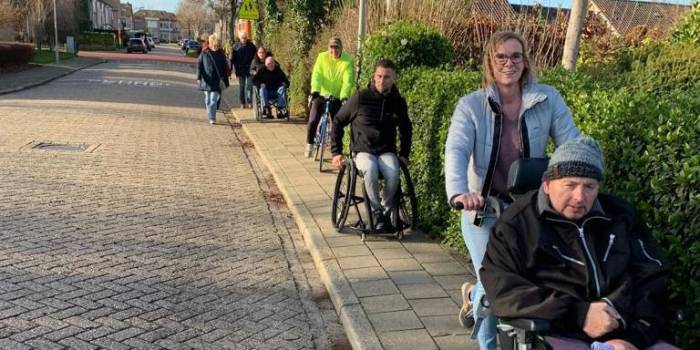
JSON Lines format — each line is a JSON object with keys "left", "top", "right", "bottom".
{"left": 146, "top": 37, "right": 155, "bottom": 49}
{"left": 186, "top": 40, "right": 201, "bottom": 52}
{"left": 126, "top": 38, "right": 147, "bottom": 54}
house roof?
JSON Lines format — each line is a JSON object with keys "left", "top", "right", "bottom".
{"left": 470, "top": 0, "right": 516, "bottom": 19}
{"left": 133, "top": 9, "right": 177, "bottom": 22}
{"left": 511, "top": 4, "right": 570, "bottom": 23}
{"left": 590, "top": 0, "right": 691, "bottom": 37}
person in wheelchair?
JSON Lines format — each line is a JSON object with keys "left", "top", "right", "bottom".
{"left": 252, "top": 56, "right": 289, "bottom": 119}
{"left": 481, "top": 136, "right": 678, "bottom": 350}
{"left": 330, "top": 59, "right": 412, "bottom": 232}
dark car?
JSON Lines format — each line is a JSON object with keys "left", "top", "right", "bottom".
{"left": 186, "top": 40, "right": 201, "bottom": 52}
{"left": 126, "top": 38, "right": 147, "bottom": 54}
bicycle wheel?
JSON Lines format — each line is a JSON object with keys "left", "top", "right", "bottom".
{"left": 398, "top": 161, "right": 418, "bottom": 230}
{"left": 331, "top": 160, "right": 354, "bottom": 230}
{"left": 313, "top": 114, "right": 327, "bottom": 161}
{"left": 318, "top": 120, "right": 331, "bottom": 172}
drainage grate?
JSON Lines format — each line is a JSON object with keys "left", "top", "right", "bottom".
{"left": 27, "top": 142, "right": 101, "bottom": 153}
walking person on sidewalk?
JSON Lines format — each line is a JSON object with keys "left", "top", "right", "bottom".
{"left": 197, "top": 34, "right": 229, "bottom": 125}
{"left": 444, "top": 31, "right": 579, "bottom": 350}
{"left": 231, "top": 32, "right": 257, "bottom": 108}
{"left": 304, "top": 36, "right": 354, "bottom": 158}
{"left": 330, "top": 59, "right": 412, "bottom": 232}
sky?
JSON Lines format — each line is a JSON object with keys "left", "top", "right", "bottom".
{"left": 126, "top": 0, "right": 694, "bottom": 14}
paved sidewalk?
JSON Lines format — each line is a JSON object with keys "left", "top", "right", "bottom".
{"left": 0, "top": 56, "right": 104, "bottom": 95}
{"left": 226, "top": 105, "right": 478, "bottom": 350}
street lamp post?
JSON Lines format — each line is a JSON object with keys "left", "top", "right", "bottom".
{"left": 53, "top": 0, "right": 59, "bottom": 64}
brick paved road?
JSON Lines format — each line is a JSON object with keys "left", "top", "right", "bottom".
{"left": 0, "top": 61, "right": 347, "bottom": 349}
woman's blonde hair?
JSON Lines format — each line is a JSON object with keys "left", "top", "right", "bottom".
{"left": 208, "top": 34, "right": 220, "bottom": 49}
{"left": 481, "top": 31, "right": 536, "bottom": 89}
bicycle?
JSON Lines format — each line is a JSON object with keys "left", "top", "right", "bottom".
{"left": 313, "top": 97, "right": 336, "bottom": 172}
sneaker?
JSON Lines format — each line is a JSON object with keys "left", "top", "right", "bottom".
{"left": 458, "top": 282, "right": 475, "bottom": 328}
{"left": 209, "top": 119, "right": 215, "bottom": 125}
{"left": 304, "top": 144, "right": 313, "bottom": 158}
{"left": 373, "top": 212, "right": 387, "bottom": 232}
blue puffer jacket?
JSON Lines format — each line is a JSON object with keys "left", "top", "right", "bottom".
{"left": 197, "top": 49, "right": 229, "bottom": 92}
{"left": 444, "top": 82, "right": 579, "bottom": 223}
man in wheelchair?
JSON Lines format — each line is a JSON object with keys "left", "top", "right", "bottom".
{"left": 330, "top": 59, "right": 412, "bottom": 232}
{"left": 252, "top": 56, "right": 289, "bottom": 119}
{"left": 481, "top": 136, "right": 679, "bottom": 350}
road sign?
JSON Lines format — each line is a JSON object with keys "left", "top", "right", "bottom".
{"left": 239, "top": 0, "right": 259, "bottom": 20}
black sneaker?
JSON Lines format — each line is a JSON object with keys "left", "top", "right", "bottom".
{"left": 373, "top": 212, "right": 387, "bottom": 232}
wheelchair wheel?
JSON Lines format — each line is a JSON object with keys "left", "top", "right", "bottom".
{"left": 397, "top": 161, "right": 418, "bottom": 230}
{"left": 252, "top": 89, "right": 262, "bottom": 122}
{"left": 331, "top": 160, "right": 354, "bottom": 231}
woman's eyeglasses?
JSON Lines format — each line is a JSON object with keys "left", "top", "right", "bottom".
{"left": 494, "top": 52, "right": 523, "bottom": 65}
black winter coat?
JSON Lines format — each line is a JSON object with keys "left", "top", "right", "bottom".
{"left": 197, "top": 49, "right": 229, "bottom": 92}
{"left": 331, "top": 84, "right": 412, "bottom": 159}
{"left": 481, "top": 189, "right": 669, "bottom": 350}
{"left": 231, "top": 41, "right": 256, "bottom": 77}
{"left": 252, "top": 66, "right": 289, "bottom": 89}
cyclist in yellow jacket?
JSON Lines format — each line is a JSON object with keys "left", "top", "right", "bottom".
{"left": 304, "top": 36, "right": 355, "bottom": 158}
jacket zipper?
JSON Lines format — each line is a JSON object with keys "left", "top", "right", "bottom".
{"left": 603, "top": 234, "right": 616, "bottom": 262}
{"left": 546, "top": 216, "right": 610, "bottom": 299}
{"left": 638, "top": 239, "right": 663, "bottom": 266}
{"left": 552, "top": 245, "right": 585, "bottom": 266}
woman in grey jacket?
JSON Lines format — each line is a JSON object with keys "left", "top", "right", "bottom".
{"left": 444, "top": 31, "right": 580, "bottom": 350}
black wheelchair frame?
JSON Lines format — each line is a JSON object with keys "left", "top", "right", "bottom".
{"left": 331, "top": 156, "right": 417, "bottom": 241}
{"left": 252, "top": 85, "right": 290, "bottom": 122}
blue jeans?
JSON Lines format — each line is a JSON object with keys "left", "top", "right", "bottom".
{"left": 260, "top": 84, "right": 287, "bottom": 110}
{"left": 204, "top": 91, "right": 220, "bottom": 121}
{"left": 237, "top": 75, "right": 252, "bottom": 105}
{"left": 461, "top": 212, "right": 497, "bottom": 350}
{"left": 354, "top": 152, "right": 400, "bottom": 215}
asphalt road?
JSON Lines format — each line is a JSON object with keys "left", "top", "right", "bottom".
{"left": 0, "top": 60, "right": 348, "bottom": 349}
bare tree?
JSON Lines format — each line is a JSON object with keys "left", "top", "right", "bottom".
{"left": 177, "top": 0, "right": 210, "bottom": 39}
{"left": 208, "top": 0, "right": 231, "bottom": 47}
{"left": 0, "top": 0, "right": 19, "bottom": 28}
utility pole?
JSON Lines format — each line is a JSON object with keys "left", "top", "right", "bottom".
{"left": 53, "top": 0, "right": 59, "bottom": 64}
{"left": 562, "top": 0, "right": 588, "bottom": 70}
{"left": 356, "top": 0, "right": 366, "bottom": 87}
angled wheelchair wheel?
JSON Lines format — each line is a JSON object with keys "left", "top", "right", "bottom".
{"left": 397, "top": 160, "right": 418, "bottom": 231}
{"left": 331, "top": 160, "right": 354, "bottom": 231}
{"left": 252, "top": 89, "right": 262, "bottom": 122}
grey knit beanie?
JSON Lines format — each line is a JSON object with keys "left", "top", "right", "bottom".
{"left": 542, "top": 136, "right": 605, "bottom": 181}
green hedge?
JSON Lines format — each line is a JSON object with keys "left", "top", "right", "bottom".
{"left": 398, "top": 68, "right": 480, "bottom": 252}
{"left": 0, "top": 43, "right": 33, "bottom": 67}
{"left": 400, "top": 43, "right": 699, "bottom": 347}
{"left": 79, "top": 32, "right": 116, "bottom": 50}
{"left": 362, "top": 21, "right": 453, "bottom": 85}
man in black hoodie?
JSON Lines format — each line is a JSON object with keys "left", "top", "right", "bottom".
{"left": 330, "top": 59, "right": 412, "bottom": 232}
{"left": 481, "top": 136, "right": 678, "bottom": 350}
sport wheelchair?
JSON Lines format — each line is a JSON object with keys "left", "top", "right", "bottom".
{"left": 252, "top": 85, "right": 290, "bottom": 122}
{"left": 331, "top": 155, "right": 417, "bottom": 241}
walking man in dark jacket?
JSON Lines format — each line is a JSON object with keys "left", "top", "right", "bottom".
{"left": 231, "top": 32, "right": 256, "bottom": 108}
{"left": 253, "top": 56, "right": 289, "bottom": 119}
{"left": 331, "top": 59, "right": 412, "bottom": 232}
{"left": 481, "top": 136, "right": 678, "bottom": 350}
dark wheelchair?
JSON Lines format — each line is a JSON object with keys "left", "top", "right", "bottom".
{"left": 252, "top": 84, "right": 290, "bottom": 122}
{"left": 454, "top": 158, "right": 688, "bottom": 350}
{"left": 331, "top": 154, "right": 418, "bottom": 241}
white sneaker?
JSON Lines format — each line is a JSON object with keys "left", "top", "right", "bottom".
{"left": 458, "top": 282, "right": 475, "bottom": 328}
{"left": 209, "top": 119, "right": 215, "bottom": 125}
{"left": 304, "top": 144, "right": 313, "bottom": 158}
